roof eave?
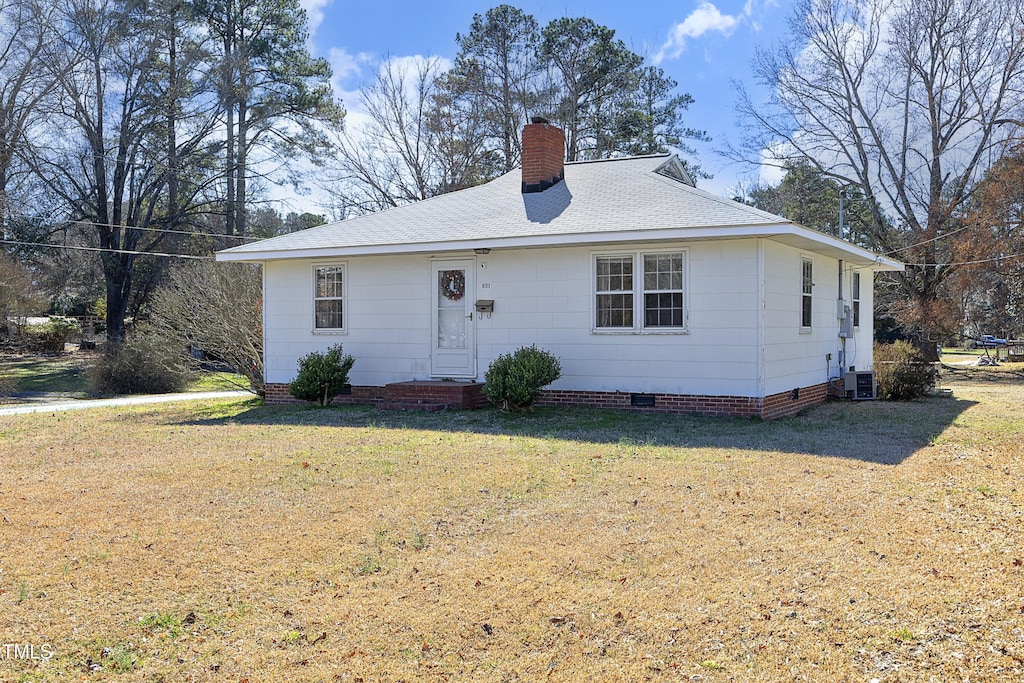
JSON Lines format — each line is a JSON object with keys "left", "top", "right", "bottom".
{"left": 215, "top": 223, "right": 791, "bottom": 262}
{"left": 773, "top": 227, "right": 904, "bottom": 271}
{"left": 215, "top": 222, "right": 903, "bottom": 271}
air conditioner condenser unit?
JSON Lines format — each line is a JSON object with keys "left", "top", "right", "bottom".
{"left": 844, "top": 371, "right": 877, "bottom": 400}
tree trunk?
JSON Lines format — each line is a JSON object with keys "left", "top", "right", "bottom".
{"left": 166, "top": 22, "right": 178, "bottom": 227}
{"left": 235, "top": 94, "right": 247, "bottom": 237}
{"left": 223, "top": 27, "right": 236, "bottom": 236}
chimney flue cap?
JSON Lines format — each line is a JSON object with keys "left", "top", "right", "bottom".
{"left": 531, "top": 116, "right": 549, "bottom": 125}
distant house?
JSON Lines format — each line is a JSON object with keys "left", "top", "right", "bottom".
{"left": 217, "top": 119, "right": 903, "bottom": 418}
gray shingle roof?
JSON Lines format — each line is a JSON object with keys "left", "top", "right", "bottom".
{"left": 220, "top": 155, "right": 791, "bottom": 254}
{"left": 216, "top": 154, "right": 902, "bottom": 270}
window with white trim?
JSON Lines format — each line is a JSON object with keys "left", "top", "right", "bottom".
{"left": 596, "top": 255, "right": 634, "bottom": 328}
{"left": 801, "top": 258, "right": 813, "bottom": 328}
{"left": 594, "top": 250, "right": 686, "bottom": 332}
{"left": 314, "top": 265, "right": 345, "bottom": 331}
{"left": 643, "top": 253, "right": 684, "bottom": 327}
{"left": 852, "top": 271, "right": 861, "bottom": 328}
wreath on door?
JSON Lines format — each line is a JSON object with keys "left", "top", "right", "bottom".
{"left": 440, "top": 270, "right": 465, "bottom": 301}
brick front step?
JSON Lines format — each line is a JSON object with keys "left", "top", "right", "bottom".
{"left": 380, "top": 400, "right": 448, "bottom": 412}
{"left": 383, "top": 381, "right": 487, "bottom": 410}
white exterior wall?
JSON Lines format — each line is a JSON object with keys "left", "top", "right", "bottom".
{"left": 761, "top": 239, "right": 875, "bottom": 396}
{"left": 263, "top": 239, "right": 764, "bottom": 396}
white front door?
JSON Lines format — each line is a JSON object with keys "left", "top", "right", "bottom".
{"left": 430, "top": 259, "right": 476, "bottom": 378}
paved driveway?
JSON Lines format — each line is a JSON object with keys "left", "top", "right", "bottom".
{"left": 0, "top": 391, "right": 252, "bottom": 416}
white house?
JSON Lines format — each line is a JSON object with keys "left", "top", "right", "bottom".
{"left": 217, "top": 119, "right": 903, "bottom": 419}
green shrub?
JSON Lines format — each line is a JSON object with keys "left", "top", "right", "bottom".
{"left": 25, "top": 316, "right": 82, "bottom": 353}
{"left": 484, "top": 345, "right": 561, "bottom": 411}
{"left": 874, "top": 341, "right": 938, "bottom": 401}
{"left": 289, "top": 344, "right": 355, "bottom": 406}
{"left": 91, "top": 334, "right": 195, "bottom": 395}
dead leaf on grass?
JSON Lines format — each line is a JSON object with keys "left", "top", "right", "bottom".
{"left": 549, "top": 616, "right": 567, "bottom": 626}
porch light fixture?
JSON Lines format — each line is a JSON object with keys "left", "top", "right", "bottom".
{"left": 474, "top": 248, "right": 491, "bottom": 254}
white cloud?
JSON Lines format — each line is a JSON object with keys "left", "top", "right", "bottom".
{"left": 377, "top": 54, "right": 454, "bottom": 82}
{"left": 328, "top": 47, "right": 374, "bottom": 112}
{"left": 300, "top": 0, "right": 331, "bottom": 38}
{"left": 653, "top": 1, "right": 746, "bottom": 64}
{"left": 758, "top": 149, "right": 786, "bottom": 187}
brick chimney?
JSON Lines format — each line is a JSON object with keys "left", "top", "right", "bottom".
{"left": 521, "top": 116, "right": 565, "bottom": 193}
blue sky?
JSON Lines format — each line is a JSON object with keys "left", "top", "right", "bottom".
{"left": 296, "top": 0, "right": 791, "bottom": 207}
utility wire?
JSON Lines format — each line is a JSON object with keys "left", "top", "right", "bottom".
{"left": 0, "top": 239, "right": 213, "bottom": 260}
{"left": 61, "top": 219, "right": 261, "bottom": 242}
{"left": 883, "top": 225, "right": 973, "bottom": 256}
{"left": 939, "top": 252, "right": 1024, "bottom": 267}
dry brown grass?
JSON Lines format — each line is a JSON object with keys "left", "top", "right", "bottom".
{"left": 1, "top": 372, "right": 1021, "bottom": 682}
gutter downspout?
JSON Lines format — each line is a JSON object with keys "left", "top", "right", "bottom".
{"left": 757, "top": 238, "right": 766, "bottom": 408}
{"left": 261, "top": 261, "right": 268, "bottom": 394}
{"left": 838, "top": 259, "right": 846, "bottom": 374}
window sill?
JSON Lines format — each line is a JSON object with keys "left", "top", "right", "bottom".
{"left": 312, "top": 329, "right": 347, "bottom": 335}
{"left": 799, "top": 328, "right": 812, "bottom": 335}
{"left": 591, "top": 328, "right": 690, "bottom": 335}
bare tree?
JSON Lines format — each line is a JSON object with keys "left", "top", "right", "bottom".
{"left": 34, "top": 0, "right": 221, "bottom": 343}
{"left": 735, "top": 0, "right": 1024, "bottom": 336}
{"left": 0, "top": 0, "right": 56, "bottom": 230}
{"left": 324, "top": 56, "right": 489, "bottom": 215}
{"left": 0, "top": 253, "right": 47, "bottom": 326}
{"left": 144, "top": 259, "right": 263, "bottom": 393}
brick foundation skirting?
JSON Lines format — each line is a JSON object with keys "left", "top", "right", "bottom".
{"left": 263, "top": 383, "right": 385, "bottom": 406}
{"left": 264, "top": 382, "right": 827, "bottom": 419}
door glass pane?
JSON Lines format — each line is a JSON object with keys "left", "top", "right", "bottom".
{"left": 437, "top": 269, "right": 467, "bottom": 348}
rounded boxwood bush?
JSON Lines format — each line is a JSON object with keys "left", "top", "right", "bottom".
{"left": 484, "top": 345, "right": 561, "bottom": 411}
{"left": 874, "top": 340, "right": 937, "bottom": 401}
{"left": 91, "top": 333, "right": 195, "bottom": 395}
{"left": 26, "top": 316, "right": 82, "bottom": 353}
{"left": 289, "top": 344, "right": 355, "bottom": 406}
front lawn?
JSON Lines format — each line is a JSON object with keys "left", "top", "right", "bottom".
{"left": 0, "top": 352, "right": 251, "bottom": 399}
{"left": 0, "top": 373, "right": 1020, "bottom": 681}
{"left": 0, "top": 353, "right": 95, "bottom": 395}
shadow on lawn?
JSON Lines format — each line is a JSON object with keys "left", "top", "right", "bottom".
{"left": 0, "top": 353, "right": 95, "bottom": 395}
{"left": 178, "top": 393, "right": 976, "bottom": 465}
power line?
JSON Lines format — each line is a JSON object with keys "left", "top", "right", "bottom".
{"left": 61, "top": 219, "right": 260, "bottom": 242}
{"left": 0, "top": 239, "right": 213, "bottom": 260}
{"left": 884, "top": 225, "right": 973, "bottom": 256}
{"left": 941, "top": 252, "right": 1024, "bottom": 267}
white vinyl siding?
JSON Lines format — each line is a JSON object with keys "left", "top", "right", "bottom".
{"left": 262, "top": 240, "right": 769, "bottom": 398}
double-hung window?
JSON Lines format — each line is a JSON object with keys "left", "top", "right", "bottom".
{"left": 314, "top": 264, "right": 345, "bottom": 332}
{"left": 594, "top": 250, "right": 686, "bottom": 333}
{"left": 596, "top": 256, "right": 634, "bottom": 328}
{"left": 851, "top": 271, "right": 861, "bottom": 328}
{"left": 801, "top": 257, "right": 813, "bottom": 329}
{"left": 643, "top": 253, "right": 684, "bottom": 327}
